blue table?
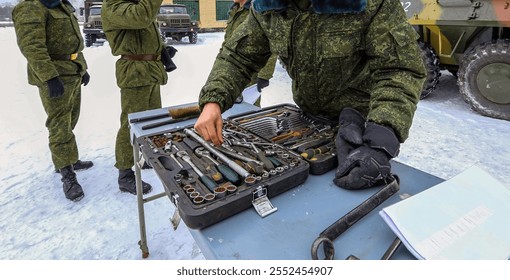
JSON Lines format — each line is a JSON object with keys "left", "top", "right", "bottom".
{"left": 129, "top": 103, "right": 444, "bottom": 260}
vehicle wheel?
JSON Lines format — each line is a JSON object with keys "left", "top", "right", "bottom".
{"left": 458, "top": 39, "right": 510, "bottom": 120}
{"left": 418, "top": 41, "right": 441, "bottom": 99}
{"left": 189, "top": 32, "right": 197, "bottom": 44}
{"left": 85, "top": 34, "right": 93, "bottom": 47}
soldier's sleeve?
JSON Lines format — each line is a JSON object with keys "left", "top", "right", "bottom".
{"left": 364, "top": 0, "right": 426, "bottom": 142}
{"left": 257, "top": 53, "right": 277, "bottom": 80}
{"left": 102, "top": 0, "right": 163, "bottom": 29}
{"left": 12, "top": 2, "right": 59, "bottom": 83}
{"left": 199, "top": 8, "right": 272, "bottom": 111}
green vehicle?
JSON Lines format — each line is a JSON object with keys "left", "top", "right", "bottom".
{"left": 80, "top": 1, "right": 105, "bottom": 47}
{"left": 157, "top": 4, "right": 199, "bottom": 44}
{"left": 403, "top": 0, "right": 510, "bottom": 121}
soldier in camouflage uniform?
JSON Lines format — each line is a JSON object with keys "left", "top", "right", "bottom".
{"left": 102, "top": 0, "right": 168, "bottom": 195}
{"left": 226, "top": 0, "right": 277, "bottom": 106}
{"left": 195, "top": 0, "right": 426, "bottom": 190}
{"left": 12, "top": 0, "right": 93, "bottom": 202}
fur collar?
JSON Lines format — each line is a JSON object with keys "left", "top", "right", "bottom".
{"left": 253, "top": 0, "right": 366, "bottom": 14}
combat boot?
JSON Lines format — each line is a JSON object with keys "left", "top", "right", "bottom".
{"left": 55, "top": 160, "right": 94, "bottom": 173}
{"left": 118, "top": 168, "right": 152, "bottom": 195}
{"left": 59, "top": 165, "right": 84, "bottom": 201}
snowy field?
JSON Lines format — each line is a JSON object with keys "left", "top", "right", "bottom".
{"left": 0, "top": 25, "right": 509, "bottom": 263}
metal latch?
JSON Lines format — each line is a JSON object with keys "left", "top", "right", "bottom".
{"left": 252, "top": 186, "right": 277, "bottom": 217}
{"left": 170, "top": 194, "right": 181, "bottom": 230}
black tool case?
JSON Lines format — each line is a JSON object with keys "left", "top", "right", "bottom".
{"left": 137, "top": 118, "right": 310, "bottom": 229}
{"left": 228, "top": 104, "right": 339, "bottom": 175}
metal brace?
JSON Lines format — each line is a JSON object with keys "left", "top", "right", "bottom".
{"left": 252, "top": 186, "right": 277, "bottom": 217}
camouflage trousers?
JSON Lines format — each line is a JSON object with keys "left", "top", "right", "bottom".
{"left": 38, "top": 75, "right": 81, "bottom": 170}
{"left": 115, "top": 84, "right": 162, "bottom": 170}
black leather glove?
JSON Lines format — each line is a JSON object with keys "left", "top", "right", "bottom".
{"left": 334, "top": 122, "right": 400, "bottom": 190}
{"left": 47, "top": 76, "right": 64, "bottom": 98}
{"left": 256, "top": 78, "right": 269, "bottom": 92}
{"left": 335, "top": 107, "right": 365, "bottom": 165}
{"left": 81, "top": 71, "right": 90, "bottom": 86}
{"left": 161, "top": 45, "right": 177, "bottom": 72}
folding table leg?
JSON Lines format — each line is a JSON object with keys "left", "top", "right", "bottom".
{"left": 133, "top": 142, "right": 150, "bottom": 258}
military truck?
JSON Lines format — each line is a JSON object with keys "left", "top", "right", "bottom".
{"left": 81, "top": 0, "right": 105, "bottom": 47}
{"left": 157, "top": 4, "right": 199, "bottom": 44}
{"left": 403, "top": 0, "right": 510, "bottom": 121}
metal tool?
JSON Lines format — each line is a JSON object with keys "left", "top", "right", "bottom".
{"left": 184, "top": 128, "right": 251, "bottom": 178}
{"left": 195, "top": 147, "right": 241, "bottom": 185}
{"left": 311, "top": 177, "right": 400, "bottom": 260}
{"left": 176, "top": 151, "right": 217, "bottom": 192}
{"left": 250, "top": 143, "right": 274, "bottom": 170}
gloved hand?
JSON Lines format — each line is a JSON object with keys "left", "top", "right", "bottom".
{"left": 161, "top": 45, "right": 177, "bottom": 72}
{"left": 256, "top": 78, "right": 269, "bottom": 92}
{"left": 47, "top": 76, "right": 64, "bottom": 98}
{"left": 81, "top": 71, "right": 90, "bottom": 86}
{"left": 165, "top": 45, "right": 178, "bottom": 58}
{"left": 334, "top": 122, "right": 400, "bottom": 190}
{"left": 334, "top": 107, "right": 365, "bottom": 166}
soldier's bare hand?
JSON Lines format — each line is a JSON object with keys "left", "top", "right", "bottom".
{"left": 194, "top": 103, "right": 223, "bottom": 146}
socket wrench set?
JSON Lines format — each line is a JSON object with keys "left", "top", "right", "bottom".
{"left": 228, "top": 104, "right": 339, "bottom": 175}
{"left": 137, "top": 118, "right": 310, "bottom": 229}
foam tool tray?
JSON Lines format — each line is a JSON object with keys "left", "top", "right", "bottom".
{"left": 228, "top": 104, "right": 339, "bottom": 175}
{"left": 137, "top": 121, "right": 310, "bottom": 229}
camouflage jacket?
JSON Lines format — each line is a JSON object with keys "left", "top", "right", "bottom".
{"left": 225, "top": 1, "right": 277, "bottom": 81}
{"left": 12, "top": 0, "right": 87, "bottom": 86}
{"left": 102, "top": 0, "right": 167, "bottom": 88}
{"left": 200, "top": 0, "right": 426, "bottom": 141}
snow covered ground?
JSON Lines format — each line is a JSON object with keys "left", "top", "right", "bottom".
{"left": 0, "top": 26, "right": 509, "bottom": 263}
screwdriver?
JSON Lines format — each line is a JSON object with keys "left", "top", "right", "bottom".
{"left": 195, "top": 148, "right": 241, "bottom": 185}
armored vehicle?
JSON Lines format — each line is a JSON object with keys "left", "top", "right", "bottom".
{"left": 404, "top": 0, "right": 510, "bottom": 121}
{"left": 157, "top": 4, "right": 199, "bottom": 44}
{"left": 81, "top": 0, "right": 105, "bottom": 47}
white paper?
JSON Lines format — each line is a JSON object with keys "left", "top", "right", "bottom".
{"left": 379, "top": 166, "right": 510, "bottom": 260}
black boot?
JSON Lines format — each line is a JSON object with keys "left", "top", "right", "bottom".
{"left": 55, "top": 160, "right": 94, "bottom": 173}
{"left": 60, "top": 165, "right": 84, "bottom": 201}
{"left": 118, "top": 168, "right": 152, "bottom": 195}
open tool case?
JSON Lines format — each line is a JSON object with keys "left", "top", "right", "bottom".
{"left": 228, "top": 104, "right": 339, "bottom": 175}
{"left": 137, "top": 117, "right": 310, "bottom": 229}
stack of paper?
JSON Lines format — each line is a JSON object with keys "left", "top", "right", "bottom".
{"left": 379, "top": 166, "right": 510, "bottom": 260}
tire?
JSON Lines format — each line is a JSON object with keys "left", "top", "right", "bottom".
{"left": 457, "top": 39, "right": 510, "bottom": 121}
{"left": 418, "top": 41, "right": 441, "bottom": 99}
{"left": 189, "top": 32, "right": 197, "bottom": 44}
{"left": 85, "top": 33, "right": 93, "bottom": 47}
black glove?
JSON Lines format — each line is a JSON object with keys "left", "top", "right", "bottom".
{"left": 81, "top": 71, "right": 90, "bottom": 86}
{"left": 161, "top": 45, "right": 177, "bottom": 72}
{"left": 335, "top": 107, "right": 365, "bottom": 165}
{"left": 334, "top": 122, "right": 400, "bottom": 190}
{"left": 256, "top": 78, "right": 269, "bottom": 92}
{"left": 47, "top": 76, "right": 64, "bottom": 98}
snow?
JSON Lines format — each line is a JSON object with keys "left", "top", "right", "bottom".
{"left": 0, "top": 26, "right": 509, "bottom": 262}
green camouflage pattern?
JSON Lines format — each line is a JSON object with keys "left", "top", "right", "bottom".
{"left": 38, "top": 75, "right": 82, "bottom": 170}
{"left": 102, "top": 0, "right": 167, "bottom": 169}
{"left": 225, "top": 1, "right": 277, "bottom": 81}
{"left": 200, "top": 0, "right": 426, "bottom": 141}
{"left": 13, "top": 0, "right": 86, "bottom": 169}
{"left": 115, "top": 85, "right": 162, "bottom": 170}
{"left": 102, "top": 0, "right": 167, "bottom": 88}
{"left": 12, "top": 0, "right": 87, "bottom": 86}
